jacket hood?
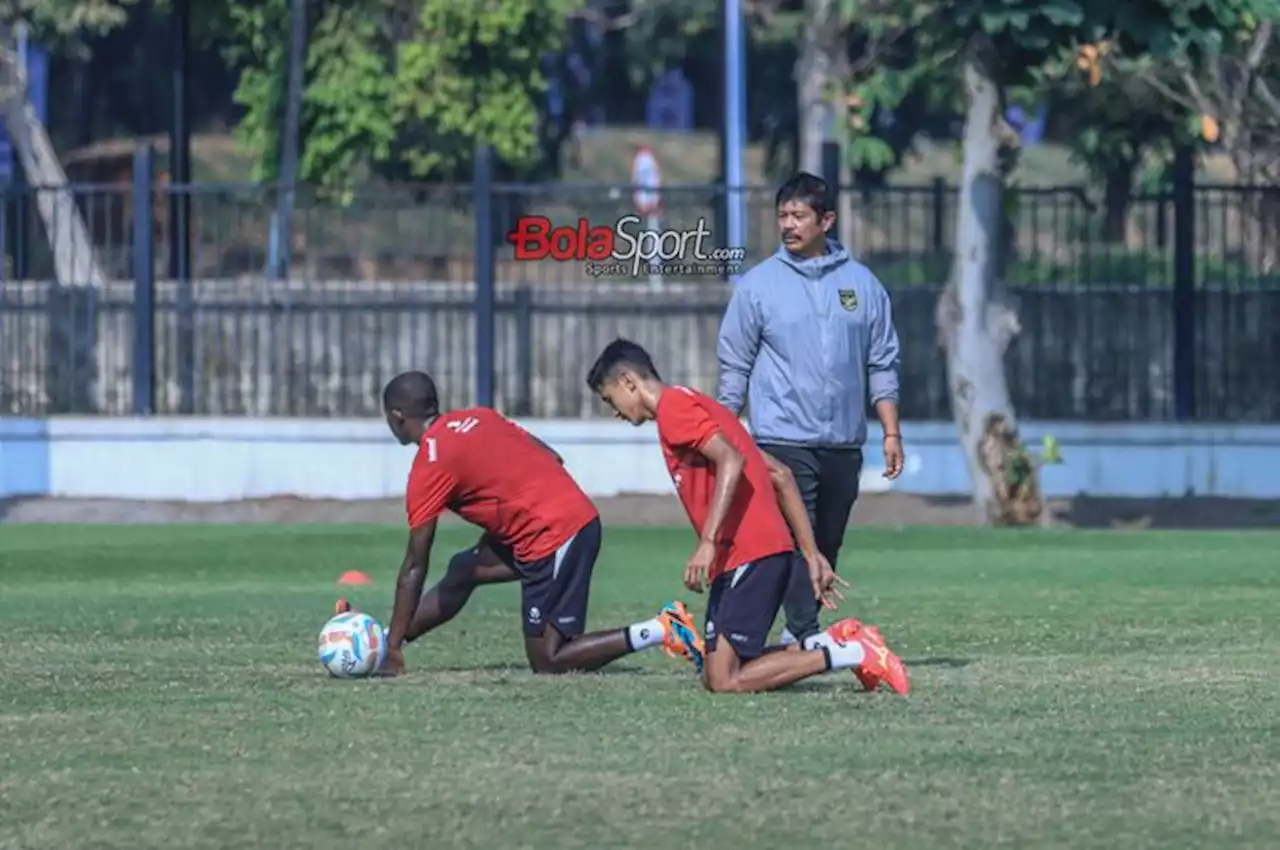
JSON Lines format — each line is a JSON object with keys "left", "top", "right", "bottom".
{"left": 774, "top": 238, "right": 850, "bottom": 280}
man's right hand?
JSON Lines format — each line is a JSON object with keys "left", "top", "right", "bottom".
{"left": 684, "top": 539, "right": 717, "bottom": 593}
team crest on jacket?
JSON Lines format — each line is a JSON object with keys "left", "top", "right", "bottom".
{"left": 838, "top": 290, "right": 858, "bottom": 311}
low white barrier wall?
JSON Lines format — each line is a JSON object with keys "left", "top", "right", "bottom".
{"left": 2, "top": 418, "right": 1279, "bottom": 501}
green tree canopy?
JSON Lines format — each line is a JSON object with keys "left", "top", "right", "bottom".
{"left": 0, "top": 0, "right": 137, "bottom": 55}
{"left": 0, "top": 0, "right": 134, "bottom": 35}
{"left": 224, "top": 0, "right": 579, "bottom": 188}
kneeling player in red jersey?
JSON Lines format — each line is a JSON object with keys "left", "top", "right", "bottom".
{"left": 339, "top": 370, "right": 704, "bottom": 677}
{"left": 586, "top": 339, "right": 910, "bottom": 695}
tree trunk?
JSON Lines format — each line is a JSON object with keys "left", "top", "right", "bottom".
{"left": 0, "top": 43, "right": 105, "bottom": 288}
{"left": 1101, "top": 161, "right": 1135, "bottom": 244}
{"left": 936, "top": 49, "right": 1049, "bottom": 527}
{"left": 796, "top": 0, "right": 839, "bottom": 173}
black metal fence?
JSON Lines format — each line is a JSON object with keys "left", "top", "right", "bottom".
{"left": 1, "top": 145, "right": 1278, "bottom": 420}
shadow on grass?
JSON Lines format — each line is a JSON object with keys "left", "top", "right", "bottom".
{"left": 912, "top": 494, "right": 1280, "bottom": 530}
{"left": 775, "top": 657, "right": 975, "bottom": 693}
{"left": 1056, "top": 497, "right": 1280, "bottom": 530}
{"left": 903, "top": 656, "right": 975, "bottom": 669}
{"left": 0, "top": 497, "right": 30, "bottom": 524}
{"left": 431, "top": 662, "right": 659, "bottom": 676}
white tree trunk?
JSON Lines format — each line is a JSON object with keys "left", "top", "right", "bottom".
{"left": 936, "top": 52, "right": 1048, "bottom": 527}
{"left": 796, "top": 0, "right": 839, "bottom": 173}
{"left": 0, "top": 46, "right": 104, "bottom": 288}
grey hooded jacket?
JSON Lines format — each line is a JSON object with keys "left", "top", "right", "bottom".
{"left": 715, "top": 239, "right": 901, "bottom": 448}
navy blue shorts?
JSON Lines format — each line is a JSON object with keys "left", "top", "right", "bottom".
{"left": 487, "top": 517, "right": 602, "bottom": 639}
{"left": 704, "top": 550, "right": 795, "bottom": 660}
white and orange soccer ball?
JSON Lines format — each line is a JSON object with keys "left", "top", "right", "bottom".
{"left": 317, "top": 611, "right": 387, "bottom": 678}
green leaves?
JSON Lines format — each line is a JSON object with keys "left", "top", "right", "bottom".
{"left": 224, "top": 0, "right": 578, "bottom": 188}
{"left": 617, "top": 0, "right": 718, "bottom": 87}
{"left": 1038, "top": 0, "right": 1086, "bottom": 27}
{"left": 836, "top": 0, "right": 1272, "bottom": 178}
{"left": 391, "top": 0, "right": 575, "bottom": 180}
{"left": 0, "top": 0, "right": 138, "bottom": 55}
{"left": 297, "top": 7, "right": 396, "bottom": 188}
{"left": 0, "top": 0, "right": 136, "bottom": 34}
{"left": 845, "top": 135, "right": 897, "bottom": 170}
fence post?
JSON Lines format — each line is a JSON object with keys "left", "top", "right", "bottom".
{"left": 132, "top": 145, "right": 156, "bottom": 415}
{"left": 821, "top": 140, "right": 840, "bottom": 218}
{"left": 1171, "top": 144, "right": 1196, "bottom": 420}
{"left": 513, "top": 284, "right": 534, "bottom": 416}
{"left": 931, "top": 177, "right": 947, "bottom": 255}
{"left": 473, "top": 144, "right": 495, "bottom": 408}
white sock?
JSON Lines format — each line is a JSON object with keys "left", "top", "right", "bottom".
{"left": 778, "top": 628, "right": 799, "bottom": 646}
{"left": 626, "top": 618, "right": 665, "bottom": 651}
{"left": 802, "top": 632, "right": 865, "bottom": 670}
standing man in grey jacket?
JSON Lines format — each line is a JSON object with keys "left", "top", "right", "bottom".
{"left": 716, "top": 172, "right": 904, "bottom": 646}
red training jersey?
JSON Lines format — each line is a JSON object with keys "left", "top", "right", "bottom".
{"left": 655, "top": 385, "right": 794, "bottom": 580}
{"left": 404, "top": 407, "right": 599, "bottom": 562}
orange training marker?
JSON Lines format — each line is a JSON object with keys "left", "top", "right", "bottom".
{"left": 337, "top": 570, "right": 373, "bottom": 586}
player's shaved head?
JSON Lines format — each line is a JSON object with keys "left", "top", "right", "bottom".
{"left": 586, "top": 338, "right": 661, "bottom": 392}
{"left": 383, "top": 371, "right": 440, "bottom": 418}
{"left": 383, "top": 371, "right": 440, "bottom": 446}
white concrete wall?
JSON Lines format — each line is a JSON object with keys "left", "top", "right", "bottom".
{"left": 3, "top": 418, "right": 1280, "bottom": 501}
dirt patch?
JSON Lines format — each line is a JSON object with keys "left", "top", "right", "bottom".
{"left": 2, "top": 493, "right": 1278, "bottom": 529}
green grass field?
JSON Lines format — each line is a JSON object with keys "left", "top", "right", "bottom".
{"left": 2, "top": 525, "right": 1278, "bottom": 849}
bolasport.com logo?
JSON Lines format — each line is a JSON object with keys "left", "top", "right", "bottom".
{"left": 507, "top": 215, "right": 746, "bottom": 278}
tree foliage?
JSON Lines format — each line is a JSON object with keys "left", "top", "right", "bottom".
{"left": 0, "top": 0, "right": 134, "bottom": 35}
{"left": 223, "top": 0, "right": 579, "bottom": 187}
{"left": 588, "top": 0, "right": 718, "bottom": 88}
{"left": 581, "top": 0, "right": 810, "bottom": 176}
{"left": 1089, "top": 1, "right": 1280, "bottom": 264}
{"left": 0, "top": 0, "right": 136, "bottom": 55}
{"left": 838, "top": 0, "right": 1248, "bottom": 162}
{"left": 1050, "top": 72, "right": 1185, "bottom": 240}
{"left": 1095, "top": 1, "right": 1280, "bottom": 178}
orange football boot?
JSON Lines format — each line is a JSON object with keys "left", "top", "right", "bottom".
{"left": 826, "top": 618, "right": 879, "bottom": 691}
{"left": 657, "top": 600, "right": 705, "bottom": 674}
{"left": 827, "top": 618, "right": 910, "bottom": 695}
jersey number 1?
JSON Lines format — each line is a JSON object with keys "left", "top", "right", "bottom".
{"left": 424, "top": 437, "right": 438, "bottom": 462}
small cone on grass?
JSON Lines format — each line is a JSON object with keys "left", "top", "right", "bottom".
{"left": 337, "top": 570, "right": 372, "bottom": 587}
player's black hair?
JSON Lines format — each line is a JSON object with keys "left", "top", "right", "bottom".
{"left": 586, "top": 338, "right": 662, "bottom": 391}
{"left": 382, "top": 371, "right": 440, "bottom": 418}
{"left": 775, "top": 171, "right": 832, "bottom": 216}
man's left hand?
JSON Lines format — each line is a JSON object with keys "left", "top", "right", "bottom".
{"left": 883, "top": 434, "right": 904, "bottom": 480}
{"left": 379, "top": 646, "right": 405, "bottom": 678}
{"left": 805, "top": 551, "right": 847, "bottom": 610}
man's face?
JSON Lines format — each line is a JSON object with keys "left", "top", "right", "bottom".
{"left": 596, "top": 371, "right": 649, "bottom": 425}
{"left": 384, "top": 408, "right": 413, "bottom": 446}
{"left": 777, "top": 199, "right": 833, "bottom": 255}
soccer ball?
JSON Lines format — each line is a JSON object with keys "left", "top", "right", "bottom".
{"left": 318, "top": 611, "right": 388, "bottom": 679}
